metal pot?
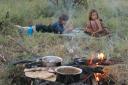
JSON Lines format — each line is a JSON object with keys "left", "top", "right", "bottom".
{"left": 40, "top": 56, "right": 63, "bottom": 67}
{"left": 73, "top": 57, "right": 87, "bottom": 65}
{"left": 55, "top": 66, "right": 82, "bottom": 84}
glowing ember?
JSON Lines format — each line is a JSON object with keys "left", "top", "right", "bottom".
{"left": 94, "top": 73, "right": 107, "bottom": 82}
{"left": 93, "top": 67, "right": 111, "bottom": 82}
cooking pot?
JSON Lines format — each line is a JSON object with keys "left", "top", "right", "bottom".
{"left": 55, "top": 66, "right": 82, "bottom": 84}
{"left": 73, "top": 57, "right": 87, "bottom": 65}
{"left": 40, "top": 56, "right": 63, "bottom": 67}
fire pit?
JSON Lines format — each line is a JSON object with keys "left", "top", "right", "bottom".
{"left": 81, "top": 52, "right": 117, "bottom": 85}
{"left": 64, "top": 52, "right": 117, "bottom": 85}
{"left": 20, "top": 53, "right": 124, "bottom": 85}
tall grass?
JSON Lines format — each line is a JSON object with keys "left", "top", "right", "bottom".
{"left": 0, "top": 0, "right": 128, "bottom": 84}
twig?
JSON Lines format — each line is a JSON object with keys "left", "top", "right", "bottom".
{"left": 83, "top": 73, "right": 94, "bottom": 81}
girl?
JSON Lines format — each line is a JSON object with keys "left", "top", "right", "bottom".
{"left": 84, "top": 9, "right": 109, "bottom": 37}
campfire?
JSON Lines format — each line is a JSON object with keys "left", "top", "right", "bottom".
{"left": 83, "top": 52, "right": 115, "bottom": 85}
{"left": 13, "top": 53, "right": 123, "bottom": 85}
{"left": 88, "top": 52, "right": 111, "bottom": 65}
{"left": 66, "top": 52, "right": 116, "bottom": 85}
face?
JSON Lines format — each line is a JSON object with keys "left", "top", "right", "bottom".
{"left": 60, "top": 20, "right": 67, "bottom": 25}
{"left": 91, "top": 12, "right": 98, "bottom": 20}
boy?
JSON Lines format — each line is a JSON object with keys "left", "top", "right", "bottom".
{"left": 15, "top": 14, "right": 70, "bottom": 35}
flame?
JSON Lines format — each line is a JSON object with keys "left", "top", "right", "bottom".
{"left": 89, "top": 53, "right": 96, "bottom": 65}
{"left": 96, "top": 63, "right": 99, "bottom": 66}
{"left": 97, "top": 53, "right": 105, "bottom": 61}
{"left": 86, "top": 52, "right": 110, "bottom": 82}
{"left": 94, "top": 70, "right": 110, "bottom": 82}
{"left": 94, "top": 73, "right": 101, "bottom": 81}
{"left": 89, "top": 56, "right": 94, "bottom": 65}
{"left": 96, "top": 76, "right": 100, "bottom": 81}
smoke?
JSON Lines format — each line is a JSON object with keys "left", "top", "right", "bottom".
{"left": 48, "top": 0, "right": 75, "bottom": 26}
{"left": 109, "top": 0, "right": 120, "bottom": 9}
{"left": 107, "top": 0, "right": 120, "bottom": 16}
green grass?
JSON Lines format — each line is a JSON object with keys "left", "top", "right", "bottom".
{"left": 0, "top": 0, "right": 128, "bottom": 85}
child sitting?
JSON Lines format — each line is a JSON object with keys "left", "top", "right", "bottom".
{"left": 84, "top": 9, "right": 109, "bottom": 37}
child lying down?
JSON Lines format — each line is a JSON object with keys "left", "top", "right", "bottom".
{"left": 15, "top": 14, "right": 73, "bottom": 36}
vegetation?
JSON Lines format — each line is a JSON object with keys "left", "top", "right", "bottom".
{"left": 0, "top": 0, "right": 128, "bottom": 85}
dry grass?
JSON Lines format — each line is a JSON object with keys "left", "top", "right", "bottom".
{"left": 108, "top": 64, "right": 128, "bottom": 85}
{"left": 0, "top": 0, "right": 128, "bottom": 85}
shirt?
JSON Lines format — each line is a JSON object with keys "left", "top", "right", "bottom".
{"left": 86, "top": 21, "right": 99, "bottom": 32}
{"left": 51, "top": 22, "right": 64, "bottom": 34}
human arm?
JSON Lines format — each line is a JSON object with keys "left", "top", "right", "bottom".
{"left": 93, "top": 19, "right": 103, "bottom": 34}
{"left": 84, "top": 22, "right": 92, "bottom": 32}
{"left": 64, "top": 22, "right": 74, "bottom": 33}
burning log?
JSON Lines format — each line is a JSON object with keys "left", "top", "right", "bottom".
{"left": 87, "top": 52, "right": 108, "bottom": 65}
{"left": 79, "top": 65, "right": 104, "bottom": 74}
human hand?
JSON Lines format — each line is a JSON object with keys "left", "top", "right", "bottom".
{"left": 92, "top": 32, "right": 96, "bottom": 36}
{"left": 95, "top": 19, "right": 100, "bottom": 22}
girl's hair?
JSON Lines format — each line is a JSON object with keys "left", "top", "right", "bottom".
{"left": 89, "top": 9, "right": 99, "bottom": 20}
